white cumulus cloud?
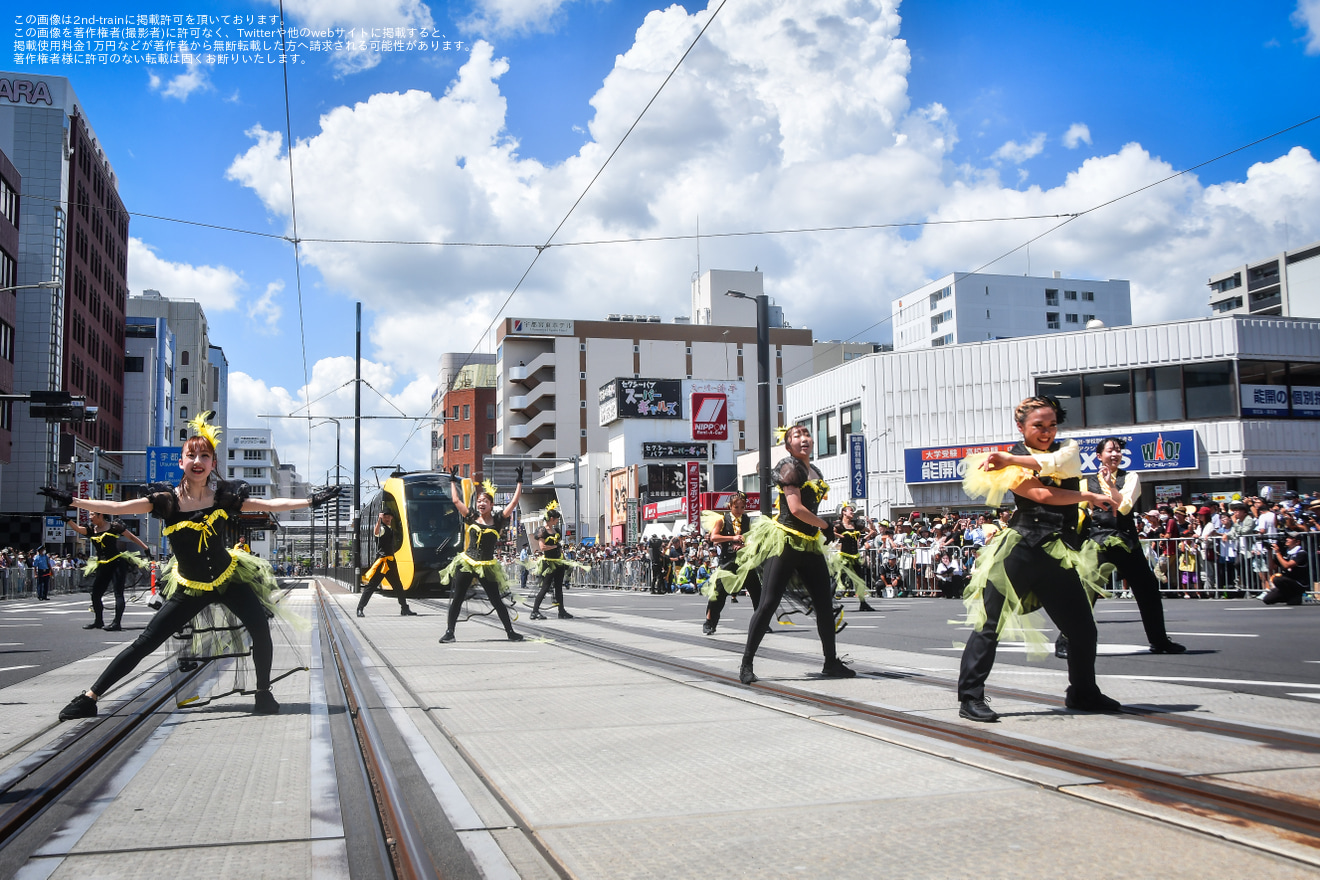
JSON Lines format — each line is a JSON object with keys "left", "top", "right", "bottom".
{"left": 127, "top": 238, "right": 245, "bottom": 312}
{"left": 261, "top": 0, "right": 437, "bottom": 73}
{"left": 249, "top": 280, "right": 284, "bottom": 333}
{"left": 1063, "top": 122, "right": 1091, "bottom": 149}
{"left": 148, "top": 63, "right": 212, "bottom": 101}
{"left": 992, "top": 133, "right": 1047, "bottom": 163}
{"left": 464, "top": 0, "right": 581, "bottom": 35}
{"left": 1294, "top": 0, "right": 1320, "bottom": 54}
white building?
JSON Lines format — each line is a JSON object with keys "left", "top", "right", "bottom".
{"left": 786, "top": 315, "right": 1320, "bottom": 519}
{"left": 492, "top": 269, "right": 815, "bottom": 540}
{"left": 891, "top": 272, "right": 1132, "bottom": 352}
{"left": 1208, "top": 239, "right": 1320, "bottom": 318}
{"left": 128, "top": 291, "right": 217, "bottom": 451}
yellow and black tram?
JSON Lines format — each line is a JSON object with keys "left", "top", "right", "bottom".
{"left": 357, "top": 471, "right": 463, "bottom": 597}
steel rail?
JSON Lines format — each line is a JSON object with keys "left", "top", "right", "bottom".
{"left": 0, "top": 664, "right": 206, "bottom": 849}
{"left": 315, "top": 584, "right": 440, "bottom": 880}
{"left": 507, "top": 613, "right": 1320, "bottom": 845}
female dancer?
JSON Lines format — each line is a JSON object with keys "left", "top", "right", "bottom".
{"left": 356, "top": 509, "right": 417, "bottom": 617}
{"left": 67, "top": 511, "right": 151, "bottom": 631}
{"left": 701, "top": 491, "right": 763, "bottom": 635}
{"left": 529, "top": 502, "right": 586, "bottom": 619}
{"left": 1056, "top": 437, "right": 1184, "bottom": 657}
{"left": 956, "top": 397, "right": 1121, "bottom": 722}
{"left": 45, "top": 413, "right": 340, "bottom": 720}
{"left": 439, "top": 467, "right": 524, "bottom": 642}
{"left": 834, "top": 505, "right": 875, "bottom": 612}
{"left": 736, "top": 425, "right": 856, "bottom": 684}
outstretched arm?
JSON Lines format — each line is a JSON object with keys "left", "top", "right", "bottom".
{"left": 124, "top": 529, "right": 151, "bottom": 553}
{"left": 501, "top": 467, "right": 524, "bottom": 519}
{"left": 449, "top": 467, "right": 470, "bottom": 518}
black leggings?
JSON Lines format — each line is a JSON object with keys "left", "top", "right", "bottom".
{"left": 357, "top": 557, "right": 407, "bottom": 611}
{"left": 446, "top": 569, "right": 516, "bottom": 632}
{"left": 706, "top": 563, "right": 763, "bottom": 627}
{"left": 1098, "top": 541, "right": 1170, "bottom": 644}
{"left": 742, "top": 546, "right": 837, "bottom": 664}
{"left": 90, "top": 560, "right": 129, "bottom": 626}
{"left": 533, "top": 563, "right": 567, "bottom": 612}
{"left": 957, "top": 539, "right": 1099, "bottom": 701}
{"left": 91, "top": 582, "right": 274, "bottom": 697}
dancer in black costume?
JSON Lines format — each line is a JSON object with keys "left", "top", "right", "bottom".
{"left": 701, "top": 492, "right": 763, "bottom": 635}
{"left": 439, "top": 468, "right": 524, "bottom": 642}
{"left": 47, "top": 412, "right": 341, "bottom": 720}
{"left": 833, "top": 505, "right": 875, "bottom": 612}
{"left": 67, "top": 511, "right": 150, "bottom": 631}
{"left": 1055, "top": 437, "right": 1185, "bottom": 658}
{"left": 737, "top": 425, "right": 857, "bottom": 684}
{"left": 956, "top": 397, "right": 1122, "bottom": 722}
{"left": 529, "top": 502, "right": 584, "bottom": 619}
{"left": 356, "top": 509, "right": 417, "bottom": 616}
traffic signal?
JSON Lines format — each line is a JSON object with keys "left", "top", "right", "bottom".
{"left": 26, "top": 390, "right": 95, "bottom": 422}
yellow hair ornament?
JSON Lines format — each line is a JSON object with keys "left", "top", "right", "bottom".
{"left": 774, "top": 425, "right": 789, "bottom": 444}
{"left": 545, "top": 500, "right": 559, "bottom": 511}
{"left": 187, "top": 410, "right": 222, "bottom": 450}
{"left": 481, "top": 479, "right": 497, "bottom": 497}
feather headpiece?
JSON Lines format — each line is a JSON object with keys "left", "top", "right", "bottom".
{"left": 543, "top": 499, "right": 561, "bottom": 518}
{"left": 774, "top": 425, "right": 790, "bottom": 444}
{"left": 187, "top": 410, "right": 222, "bottom": 451}
{"left": 481, "top": 479, "right": 497, "bottom": 497}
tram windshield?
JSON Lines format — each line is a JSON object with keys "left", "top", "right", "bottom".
{"left": 404, "top": 481, "right": 462, "bottom": 550}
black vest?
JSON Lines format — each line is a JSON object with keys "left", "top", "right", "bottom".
{"left": 1007, "top": 441, "right": 1081, "bottom": 548}
{"left": 1085, "top": 471, "right": 1138, "bottom": 544}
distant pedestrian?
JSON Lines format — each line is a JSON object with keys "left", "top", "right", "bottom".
{"left": 32, "top": 547, "right": 53, "bottom": 600}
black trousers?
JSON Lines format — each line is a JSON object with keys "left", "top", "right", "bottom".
{"left": 1263, "top": 574, "right": 1306, "bottom": 605}
{"left": 446, "top": 569, "right": 516, "bottom": 632}
{"left": 957, "top": 539, "right": 1100, "bottom": 702}
{"left": 705, "top": 562, "right": 763, "bottom": 628}
{"left": 91, "top": 582, "right": 274, "bottom": 696}
{"left": 1098, "top": 541, "right": 1171, "bottom": 644}
{"left": 90, "top": 560, "right": 129, "bottom": 626}
{"left": 742, "top": 546, "right": 837, "bottom": 665}
{"left": 357, "top": 557, "right": 408, "bottom": 611}
{"left": 533, "top": 563, "right": 567, "bottom": 612}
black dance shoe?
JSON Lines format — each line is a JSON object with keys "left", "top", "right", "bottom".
{"left": 702, "top": 622, "right": 715, "bottom": 635}
{"left": 1064, "top": 688, "right": 1122, "bottom": 713}
{"left": 557, "top": 610, "right": 573, "bottom": 620}
{"left": 356, "top": 609, "right": 365, "bottom": 618}
{"left": 959, "top": 698, "right": 999, "bottom": 723}
{"left": 530, "top": 610, "right": 547, "bottom": 620}
{"left": 1149, "top": 639, "right": 1186, "bottom": 654}
{"left": 738, "top": 664, "right": 757, "bottom": 684}
{"left": 439, "top": 630, "right": 456, "bottom": 643}
{"left": 506, "top": 631, "right": 525, "bottom": 642}
{"left": 83, "top": 622, "right": 103, "bottom": 630}
{"left": 858, "top": 602, "right": 876, "bottom": 612}
{"left": 400, "top": 607, "right": 418, "bottom": 616}
{"left": 821, "top": 657, "right": 857, "bottom": 678}
{"left": 59, "top": 693, "right": 98, "bottom": 721}
{"left": 253, "top": 689, "right": 280, "bottom": 715}
{"left": 1054, "top": 634, "right": 1069, "bottom": 659}
{"left": 104, "top": 623, "right": 123, "bottom": 632}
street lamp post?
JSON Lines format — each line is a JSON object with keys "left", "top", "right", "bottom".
{"left": 726, "top": 290, "right": 773, "bottom": 515}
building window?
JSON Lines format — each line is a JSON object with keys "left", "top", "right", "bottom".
{"left": 453, "top": 435, "right": 460, "bottom": 451}
{"left": 815, "top": 410, "right": 837, "bottom": 457}
{"left": 451, "top": 405, "right": 459, "bottom": 420}
{"left": 229, "top": 449, "right": 235, "bottom": 459}
{"left": 244, "top": 467, "right": 264, "bottom": 478}
{"left": 1210, "top": 275, "right": 1241, "bottom": 294}
{"left": 180, "top": 428, "right": 187, "bottom": 441}
{"left": 839, "top": 403, "right": 861, "bottom": 439}
{"left": 487, "top": 433, "right": 495, "bottom": 449}
{"left": 1082, "top": 291, "right": 1094, "bottom": 301}
{"left": 248, "top": 485, "right": 267, "bottom": 497}
{"left": 486, "top": 404, "right": 495, "bottom": 419}
{"left": 1082, "top": 371, "right": 1132, "bottom": 426}
{"left": 1134, "top": 366, "right": 1183, "bottom": 422}
{"left": 1082, "top": 314, "right": 1095, "bottom": 323}
{"left": 931, "top": 334, "right": 954, "bottom": 346}
{"left": 0, "top": 321, "right": 12, "bottom": 362}
{"left": 180, "top": 350, "right": 189, "bottom": 365}
{"left": 1045, "top": 289, "right": 1058, "bottom": 306}
{"left": 180, "top": 378, "right": 189, "bottom": 394}
{"left": 462, "top": 464, "right": 470, "bottom": 478}
{"left": 124, "top": 356, "right": 144, "bottom": 372}
{"left": 1065, "top": 314, "right": 1078, "bottom": 324}
{"left": 1064, "top": 290, "right": 1078, "bottom": 301}
{"left": 244, "top": 449, "right": 264, "bottom": 460}
{"left": 463, "top": 434, "right": 471, "bottom": 450}
{"left": 1035, "top": 376, "right": 1082, "bottom": 414}
{"left": 1045, "top": 312, "right": 1060, "bottom": 329}
{"left": 462, "top": 404, "right": 470, "bottom": 420}
{"left": 180, "top": 406, "right": 188, "bottom": 420}
{"left": 1184, "top": 361, "right": 1236, "bottom": 419}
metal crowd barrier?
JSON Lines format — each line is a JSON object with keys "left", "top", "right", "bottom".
{"left": 0, "top": 568, "right": 85, "bottom": 600}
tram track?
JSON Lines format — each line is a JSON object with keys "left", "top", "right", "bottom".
{"left": 397, "top": 598, "right": 1320, "bottom": 861}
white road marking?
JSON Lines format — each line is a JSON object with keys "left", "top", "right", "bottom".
{"left": 1167, "top": 632, "right": 1257, "bottom": 638}
{"left": 0, "top": 665, "right": 36, "bottom": 672}
{"left": 1104, "top": 674, "right": 1320, "bottom": 689}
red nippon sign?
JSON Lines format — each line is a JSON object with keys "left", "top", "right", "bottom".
{"left": 690, "top": 392, "right": 728, "bottom": 440}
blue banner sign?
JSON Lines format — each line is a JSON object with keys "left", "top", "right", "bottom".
{"left": 847, "top": 433, "right": 867, "bottom": 499}
{"left": 147, "top": 446, "right": 183, "bottom": 483}
{"left": 904, "top": 429, "right": 1198, "bottom": 484}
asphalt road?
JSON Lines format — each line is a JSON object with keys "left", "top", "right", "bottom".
{"left": 5, "top": 583, "right": 1317, "bottom": 705}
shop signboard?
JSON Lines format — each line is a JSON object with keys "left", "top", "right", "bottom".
{"left": 1240, "top": 384, "right": 1290, "bottom": 417}
{"left": 904, "top": 429, "right": 1198, "bottom": 485}
{"left": 848, "top": 433, "right": 867, "bottom": 499}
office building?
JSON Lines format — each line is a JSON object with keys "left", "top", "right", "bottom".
{"left": 1208, "top": 239, "right": 1320, "bottom": 318}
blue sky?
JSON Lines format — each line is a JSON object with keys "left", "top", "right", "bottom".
{"left": 11, "top": 0, "right": 1320, "bottom": 481}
